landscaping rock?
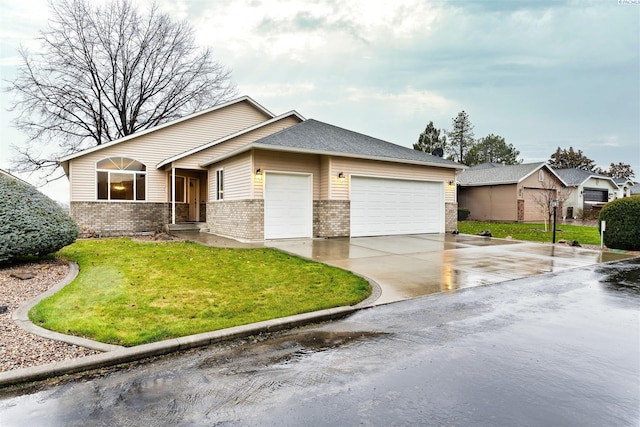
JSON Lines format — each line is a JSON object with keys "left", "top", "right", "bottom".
{"left": 477, "top": 230, "right": 492, "bottom": 237}
{"left": 10, "top": 271, "right": 36, "bottom": 280}
{"left": 570, "top": 240, "right": 581, "bottom": 247}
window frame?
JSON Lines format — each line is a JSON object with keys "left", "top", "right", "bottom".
{"left": 174, "top": 175, "right": 186, "bottom": 203}
{"left": 216, "top": 169, "right": 224, "bottom": 200}
{"left": 96, "top": 157, "right": 147, "bottom": 201}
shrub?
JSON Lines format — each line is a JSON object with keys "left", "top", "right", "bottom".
{"left": 458, "top": 207, "right": 470, "bottom": 221}
{"left": 599, "top": 197, "right": 640, "bottom": 251}
{"left": 0, "top": 175, "right": 78, "bottom": 263}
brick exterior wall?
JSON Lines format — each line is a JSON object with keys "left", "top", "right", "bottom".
{"left": 517, "top": 199, "right": 524, "bottom": 221}
{"left": 175, "top": 203, "right": 189, "bottom": 223}
{"left": 314, "top": 200, "right": 350, "bottom": 237}
{"left": 207, "top": 199, "right": 264, "bottom": 240}
{"left": 71, "top": 202, "right": 170, "bottom": 237}
{"left": 445, "top": 202, "right": 458, "bottom": 232}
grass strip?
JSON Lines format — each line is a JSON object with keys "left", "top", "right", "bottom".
{"left": 30, "top": 239, "right": 370, "bottom": 346}
{"left": 457, "top": 221, "right": 601, "bottom": 245}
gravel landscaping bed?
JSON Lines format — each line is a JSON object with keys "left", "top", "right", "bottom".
{"left": 0, "top": 259, "right": 100, "bottom": 372}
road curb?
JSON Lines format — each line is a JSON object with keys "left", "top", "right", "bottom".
{"left": 11, "top": 262, "right": 125, "bottom": 353}
{"left": 0, "top": 304, "right": 361, "bottom": 388}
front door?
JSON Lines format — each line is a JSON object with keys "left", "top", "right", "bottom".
{"left": 188, "top": 178, "right": 199, "bottom": 222}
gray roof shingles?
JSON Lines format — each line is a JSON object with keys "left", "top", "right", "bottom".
{"left": 553, "top": 168, "right": 613, "bottom": 186}
{"left": 251, "top": 119, "right": 463, "bottom": 168}
{"left": 457, "top": 162, "right": 546, "bottom": 186}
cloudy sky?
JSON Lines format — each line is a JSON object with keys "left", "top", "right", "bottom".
{"left": 1, "top": 0, "right": 639, "bottom": 202}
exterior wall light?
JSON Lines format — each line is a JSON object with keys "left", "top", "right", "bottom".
{"left": 255, "top": 168, "right": 263, "bottom": 181}
{"left": 338, "top": 172, "right": 346, "bottom": 183}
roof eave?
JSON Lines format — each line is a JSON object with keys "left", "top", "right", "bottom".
{"left": 200, "top": 143, "right": 466, "bottom": 170}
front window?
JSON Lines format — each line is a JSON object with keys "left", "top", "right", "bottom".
{"left": 96, "top": 157, "right": 146, "bottom": 201}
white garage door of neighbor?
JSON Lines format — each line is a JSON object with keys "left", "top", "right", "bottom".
{"left": 264, "top": 173, "right": 312, "bottom": 239}
{"left": 350, "top": 177, "right": 444, "bottom": 237}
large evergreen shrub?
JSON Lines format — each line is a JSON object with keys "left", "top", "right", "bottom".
{"left": 599, "top": 197, "right": 640, "bottom": 251}
{"left": 0, "top": 175, "right": 78, "bottom": 263}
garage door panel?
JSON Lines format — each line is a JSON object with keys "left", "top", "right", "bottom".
{"left": 264, "top": 173, "right": 312, "bottom": 239}
{"left": 350, "top": 177, "right": 443, "bottom": 237}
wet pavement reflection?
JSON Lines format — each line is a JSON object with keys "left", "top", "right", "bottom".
{"left": 267, "top": 234, "right": 635, "bottom": 304}
{"left": 1, "top": 259, "right": 638, "bottom": 426}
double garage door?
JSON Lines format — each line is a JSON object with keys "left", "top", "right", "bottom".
{"left": 264, "top": 173, "right": 444, "bottom": 239}
{"left": 351, "top": 177, "right": 444, "bottom": 237}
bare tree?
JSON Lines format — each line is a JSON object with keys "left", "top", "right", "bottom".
{"left": 7, "top": 0, "right": 237, "bottom": 181}
{"left": 530, "top": 179, "right": 571, "bottom": 231}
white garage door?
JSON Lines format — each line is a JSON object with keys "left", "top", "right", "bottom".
{"left": 350, "top": 177, "right": 444, "bottom": 237}
{"left": 264, "top": 173, "right": 312, "bottom": 239}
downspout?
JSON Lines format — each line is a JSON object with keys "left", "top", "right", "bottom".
{"left": 171, "top": 167, "right": 176, "bottom": 224}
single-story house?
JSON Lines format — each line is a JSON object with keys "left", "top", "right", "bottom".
{"left": 457, "top": 162, "right": 566, "bottom": 222}
{"left": 553, "top": 168, "right": 618, "bottom": 218}
{"left": 60, "top": 96, "right": 464, "bottom": 240}
{"left": 631, "top": 182, "right": 640, "bottom": 196}
{"left": 613, "top": 178, "right": 634, "bottom": 199}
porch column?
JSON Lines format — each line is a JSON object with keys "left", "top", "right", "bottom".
{"left": 171, "top": 167, "right": 176, "bottom": 224}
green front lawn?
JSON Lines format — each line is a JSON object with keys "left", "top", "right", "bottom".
{"left": 30, "top": 239, "right": 370, "bottom": 347}
{"left": 457, "top": 221, "right": 601, "bottom": 245}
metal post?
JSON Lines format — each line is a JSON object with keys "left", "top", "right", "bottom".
{"left": 552, "top": 199, "right": 558, "bottom": 244}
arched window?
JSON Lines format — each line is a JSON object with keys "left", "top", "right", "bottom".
{"left": 96, "top": 157, "right": 146, "bottom": 201}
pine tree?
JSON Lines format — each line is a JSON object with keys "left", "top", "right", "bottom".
{"left": 414, "top": 121, "right": 447, "bottom": 155}
{"left": 447, "top": 111, "right": 475, "bottom": 163}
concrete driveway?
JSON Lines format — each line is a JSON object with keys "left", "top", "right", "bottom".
{"left": 266, "top": 234, "right": 633, "bottom": 304}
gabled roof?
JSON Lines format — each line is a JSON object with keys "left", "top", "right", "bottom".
{"left": 457, "top": 162, "right": 566, "bottom": 186}
{"left": 200, "top": 119, "right": 465, "bottom": 169}
{"left": 553, "top": 168, "right": 618, "bottom": 187}
{"left": 613, "top": 178, "right": 634, "bottom": 187}
{"left": 156, "top": 110, "right": 305, "bottom": 168}
{"left": 59, "top": 96, "right": 274, "bottom": 163}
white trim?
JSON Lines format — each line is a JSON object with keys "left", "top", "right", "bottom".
{"left": 59, "top": 96, "right": 277, "bottom": 163}
{"left": 171, "top": 168, "right": 176, "bottom": 224}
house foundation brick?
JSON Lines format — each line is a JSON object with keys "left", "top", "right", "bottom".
{"left": 70, "top": 202, "right": 170, "bottom": 237}
{"left": 207, "top": 200, "right": 264, "bottom": 240}
{"left": 314, "top": 200, "right": 350, "bottom": 237}
{"left": 445, "top": 202, "right": 458, "bottom": 232}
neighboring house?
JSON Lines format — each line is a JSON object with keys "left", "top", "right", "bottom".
{"left": 631, "top": 182, "right": 640, "bottom": 196}
{"left": 613, "top": 178, "right": 634, "bottom": 199}
{"left": 457, "top": 162, "right": 566, "bottom": 222}
{"left": 60, "top": 96, "right": 465, "bottom": 240}
{"left": 553, "top": 168, "right": 618, "bottom": 218}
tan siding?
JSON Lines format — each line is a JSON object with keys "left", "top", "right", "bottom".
{"left": 523, "top": 188, "right": 553, "bottom": 222}
{"left": 459, "top": 185, "right": 517, "bottom": 221}
{"left": 172, "top": 116, "right": 301, "bottom": 169}
{"left": 330, "top": 157, "right": 457, "bottom": 202}
{"left": 253, "top": 151, "right": 321, "bottom": 199}
{"left": 519, "top": 168, "right": 563, "bottom": 192}
{"left": 220, "top": 153, "right": 252, "bottom": 200}
{"left": 68, "top": 100, "right": 270, "bottom": 202}
{"left": 319, "top": 156, "right": 331, "bottom": 199}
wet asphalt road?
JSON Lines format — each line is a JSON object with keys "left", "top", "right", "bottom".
{"left": 1, "top": 259, "right": 639, "bottom": 426}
